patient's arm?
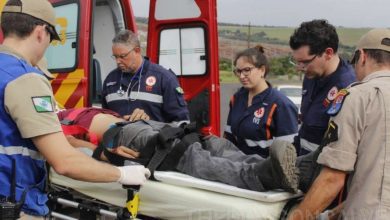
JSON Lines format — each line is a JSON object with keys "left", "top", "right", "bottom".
{"left": 66, "top": 135, "right": 140, "bottom": 160}
{"left": 110, "top": 146, "right": 140, "bottom": 158}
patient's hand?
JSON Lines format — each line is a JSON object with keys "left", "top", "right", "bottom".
{"left": 123, "top": 108, "right": 150, "bottom": 122}
{"left": 109, "top": 146, "right": 140, "bottom": 159}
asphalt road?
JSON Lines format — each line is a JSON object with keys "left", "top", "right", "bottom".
{"left": 219, "top": 83, "right": 241, "bottom": 135}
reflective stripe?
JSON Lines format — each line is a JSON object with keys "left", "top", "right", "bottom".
{"left": 275, "top": 134, "right": 297, "bottom": 143}
{"left": 106, "top": 92, "right": 163, "bottom": 104}
{"left": 245, "top": 134, "right": 297, "bottom": 149}
{"left": 0, "top": 145, "right": 44, "bottom": 161}
{"left": 300, "top": 138, "right": 319, "bottom": 152}
{"left": 106, "top": 93, "right": 128, "bottom": 103}
{"left": 130, "top": 92, "right": 163, "bottom": 104}
{"left": 173, "top": 120, "right": 191, "bottom": 126}
{"left": 245, "top": 139, "right": 273, "bottom": 149}
{"left": 224, "top": 125, "right": 232, "bottom": 133}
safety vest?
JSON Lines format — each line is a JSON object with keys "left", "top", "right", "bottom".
{"left": 0, "top": 53, "right": 48, "bottom": 216}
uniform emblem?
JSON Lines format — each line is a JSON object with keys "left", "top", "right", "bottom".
{"left": 176, "top": 87, "right": 184, "bottom": 94}
{"left": 146, "top": 76, "right": 157, "bottom": 86}
{"left": 32, "top": 96, "right": 54, "bottom": 113}
{"left": 327, "top": 89, "right": 349, "bottom": 116}
{"left": 252, "top": 107, "right": 264, "bottom": 125}
{"left": 327, "top": 86, "right": 338, "bottom": 101}
{"left": 254, "top": 107, "right": 265, "bottom": 118}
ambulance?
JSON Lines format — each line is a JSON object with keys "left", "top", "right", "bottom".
{"left": 0, "top": 0, "right": 221, "bottom": 135}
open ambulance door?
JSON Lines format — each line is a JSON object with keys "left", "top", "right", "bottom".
{"left": 43, "top": 0, "right": 136, "bottom": 109}
{"left": 147, "top": 0, "right": 220, "bottom": 135}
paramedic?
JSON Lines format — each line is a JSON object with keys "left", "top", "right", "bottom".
{"left": 289, "top": 28, "right": 390, "bottom": 220}
{"left": 224, "top": 45, "right": 298, "bottom": 158}
{"left": 289, "top": 19, "right": 356, "bottom": 155}
{"left": 58, "top": 107, "right": 300, "bottom": 193}
{"left": 0, "top": 0, "right": 150, "bottom": 218}
{"left": 102, "top": 29, "right": 190, "bottom": 123}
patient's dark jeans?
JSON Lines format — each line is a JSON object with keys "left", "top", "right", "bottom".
{"left": 176, "top": 136, "right": 267, "bottom": 191}
{"left": 117, "top": 121, "right": 269, "bottom": 191}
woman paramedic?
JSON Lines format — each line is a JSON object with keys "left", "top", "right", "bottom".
{"left": 224, "top": 45, "right": 299, "bottom": 158}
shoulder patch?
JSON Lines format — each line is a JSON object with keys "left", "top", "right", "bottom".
{"left": 176, "top": 87, "right": 184, "bottom": 94}
{"left": 327, "top": 86, "right": 339, "bottom": 101}
{"left": 32, "top": 96, "right": 54, "bottom": 113}
{"left": 327, "top": 89, "right": 349, "bottom": 116}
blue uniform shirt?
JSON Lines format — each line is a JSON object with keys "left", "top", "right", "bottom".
{"left": 224, "top": 86, "right": 298, "bottom": 158}
{"left": 0, "top": 52, "right": 53, "bottom": 216}
{"left": 295, "top": 58, "right": 356, "bottom": 155}
{"left": 102, "top": 58, "right": 190, "bottom": 122}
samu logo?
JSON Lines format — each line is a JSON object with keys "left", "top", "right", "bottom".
{"left": 252, "top": 107, "right": 264, "bottom": 125}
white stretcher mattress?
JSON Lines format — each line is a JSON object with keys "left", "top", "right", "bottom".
{"left": 50, "top": 169, "right": 301, "bottom": 220}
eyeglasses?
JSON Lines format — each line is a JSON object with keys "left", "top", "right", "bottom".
{"left": 111, "top": 48, "right": 135, "bottom": 60}
{"left": 45, "top": 26, "right": 57, "bottom": 43}
{"left": 349, "top": 50, "right": 361, "bottom": 65}
{"left": 233, "top": 66, "right": 255, "bottom": 77}
{"left": 289, "top": 55, "right": 317, "bottom": 68}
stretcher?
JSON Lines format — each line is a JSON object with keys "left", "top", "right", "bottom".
{"left": 48, "top": 149, "right": 302, "bottom": 220}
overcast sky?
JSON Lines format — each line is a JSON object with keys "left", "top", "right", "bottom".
{"left": 131, "top": 0, "right": 390, "bottom": 28}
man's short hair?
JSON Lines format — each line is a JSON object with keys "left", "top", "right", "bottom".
{"left": 355, "top": 28, "right": 390, "bottom": 65}
{"left": 1, "top": 0, "right": 60, "bottom": 40}
{"left": 112, "top": 29, "right": 141, "bottom": 48}
{"left": 289, "top": 19, "right": 339, "bottom": 55}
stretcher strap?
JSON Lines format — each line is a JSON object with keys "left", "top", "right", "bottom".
{"left": 61, "top": 124, "right": 99, "bottom": 146}
{"left": 61, "top": 108, "right": 99, "bottom": 145}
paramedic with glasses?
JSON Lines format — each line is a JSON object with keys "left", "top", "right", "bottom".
{"left": 102, "top": 30, "right": 190, "bottom": 123}
{"left": 289, "top": 19, "right": 356, "bottom": 156}
{"left": 0, "top": 1, "right": 149, "bottom": 218}
{"left": 224, "top": 45, "right": 299, "bottom": 158}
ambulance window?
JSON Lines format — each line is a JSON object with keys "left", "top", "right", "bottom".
{"left": 45, "top": 2, "right": 79, "bottom": 71}
{"left": 159, "top": 27, "right": 206, "bottom": 76}
{"left": 155, "top": 0, "right": 201, "bottom": 20}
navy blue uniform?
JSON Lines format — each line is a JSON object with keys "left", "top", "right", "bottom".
{"left": 102, "top": 58, "right": 190, "bottom": 123}
{"left": 224, "top": 87, "right": 298, "bottom": 158}
{"left": 295, "top": 58, "right": 356, "bottom": 155}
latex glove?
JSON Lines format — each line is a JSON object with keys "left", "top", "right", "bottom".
{"left": 116, "top": 165, "right": 151, "bottom": 185}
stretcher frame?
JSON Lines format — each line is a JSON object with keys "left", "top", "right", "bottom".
{"left": 47, "top": 169, "right": 302, "bottom": 220}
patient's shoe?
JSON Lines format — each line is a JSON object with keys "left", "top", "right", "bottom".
{"left": 256, "top": 140, "right": 299, "bottom": 193}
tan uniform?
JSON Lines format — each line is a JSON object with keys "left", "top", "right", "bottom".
{"left": 318, "top": 71, "right": 390, "bottom": 219}
{"left": 0, "top": 45, "right": 61, "bottom": 139}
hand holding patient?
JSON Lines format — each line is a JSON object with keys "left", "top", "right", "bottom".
{"left": 123, "top": 108, "right": 150, "bottom": 121}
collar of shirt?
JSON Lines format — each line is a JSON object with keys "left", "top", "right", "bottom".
{"left": 237, "top": 86, "right": 272, "bottom": 106}
{"left": 315, "top": 58, "right": 345, "bottom": 89}
{"left": 361, "top": 70, "right": 390, "bottom": 82}
{"left": 0, "top": 45, "right": 31, "bottom": 65}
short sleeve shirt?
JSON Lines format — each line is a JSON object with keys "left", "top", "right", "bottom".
{"left": 317, "top": 71, "right": 390, "bottom": 219}
{"left": 1, "top": 46, "right": 61, "bottom": 138}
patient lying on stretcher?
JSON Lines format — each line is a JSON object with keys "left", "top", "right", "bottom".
{"left": 57, "top": 107, "right": 300, "bottom": 193}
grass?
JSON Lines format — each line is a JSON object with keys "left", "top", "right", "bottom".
{"left": 219, "top": 25, "right": 371, "bottom": 47}
{"left": 219, "top": 70, "right": 303, "bottom": 85}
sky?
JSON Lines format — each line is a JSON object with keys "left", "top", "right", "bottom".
{"left": 131, "top": 0, "right": 390, "bottom": 28}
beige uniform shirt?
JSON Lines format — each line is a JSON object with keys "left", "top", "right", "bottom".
{"left": 0, "top": 45, "right": 61, "bottom": 139}
{"left": 317, "top": 71, "right": 390, "bottom": 219}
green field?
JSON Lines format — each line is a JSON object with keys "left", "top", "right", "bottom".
{"left": 220, "top": 70, "right": 303, "bottom": 85}
{"left": 219, "top": 25, "right": 370, "bottom": 47}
